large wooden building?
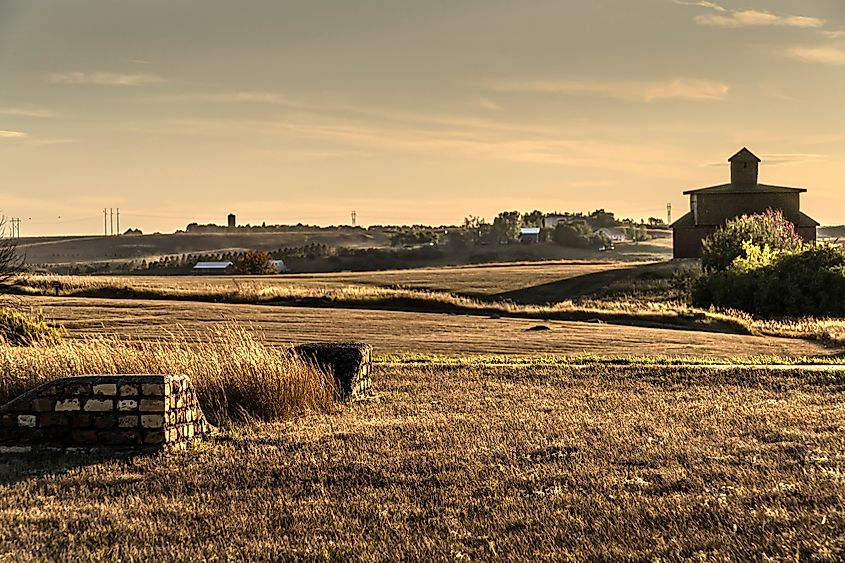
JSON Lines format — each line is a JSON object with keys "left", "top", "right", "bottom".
{"left": 671, "top": 148, "right": 818, "bottom": 258}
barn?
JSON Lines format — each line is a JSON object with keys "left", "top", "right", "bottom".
{"left": 193, "top": 261, "right": 235, "bottom": 275}
{"left": 671, "top": 148, "right": 818, "bottom": 258}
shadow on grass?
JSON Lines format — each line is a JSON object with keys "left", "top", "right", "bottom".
{"left": 0, "top": 450, "right": 145, "bottom": 486}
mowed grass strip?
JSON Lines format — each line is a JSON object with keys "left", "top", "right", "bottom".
{"left": 17, "top": 273, "right": 845, "bottom": 345}
{"left": 1, "top": 364, "right": 844, "bottom": 560}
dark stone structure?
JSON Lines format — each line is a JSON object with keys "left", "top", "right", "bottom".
{"left": 0, "top": 374, "right": 214, "bottom": 454}
{"left": 672, "top": 148, "right": 818, "bottom": 258}
{"left": 292, "top": 343, "right": 372, "bottom": 401}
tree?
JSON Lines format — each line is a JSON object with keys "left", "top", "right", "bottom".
{"left": 487, "top": 211, "right": 522, "bottom": 243}
{"left": 522, "top": 210, "right": 545, "bottom": 228}
{"left": 552, "top": 220, "right": 593, "bottom": 248}
{"left": 587, "top": 209, "right": 616, "bottom": 229}
{"left": 236, "top": 251, "right": 277, "bottom": 275}
{"left": 0, "top": 217, "right": 22, "bottom": 291}
{"left": 701, "top": 209, "right": 803, "bottom": 272}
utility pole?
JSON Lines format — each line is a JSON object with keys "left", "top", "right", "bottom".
{"left": 110, "top": 208, "right": 114, "bottom": 236}
{"left": 351, "top": 210, "right": 357, "bottom": 227}
{"left": 104, "top": 208, "right": 108, "bottom": 236}
{"left": 117, "top": 208, "right": 120, "bottom": 236}
{"left": 9, "top": 218, "right": 20, "bottom": 238}
{"left": 666, "top": 203, "right": 672, "bottom": 225}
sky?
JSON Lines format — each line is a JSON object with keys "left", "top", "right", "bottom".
{"left": 1, "top": 0, "right": 844, "bottom": 235}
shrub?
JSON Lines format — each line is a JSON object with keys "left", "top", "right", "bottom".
{"left": 236, "top": 250, "right": 277, "bottom": 275}
{"left": 693, "top": 243, "right": 845, "bottom": 317}
{"left": 0, "top": 308, "right": 61, "bottom": 345}
{"left": 553, "top": 220, "right": 594, "bottom": 248}
{"left": 701, "top": 209, "right": 802, "bottom": 272}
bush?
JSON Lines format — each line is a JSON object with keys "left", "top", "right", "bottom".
{"left": 553, "top": 220, "right": 594, "bottom": 248}
{"left": 693, "top": 243, "right": 845, "bottom": 317}
{"left": 236, "top": 251, "right": 277, "bottom": 275}
{"left": 0, "top": 308, "right": 61, "bottom": 345}
{"left": 701, "top": 209, "right": 802, "bottom": 272}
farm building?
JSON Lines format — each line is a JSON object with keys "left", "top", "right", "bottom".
{"left": 519, "top": 227, "right": 541, "bottom": 244}
{"left": 671, "top": 148, "right": 818, "bottom": 258}
{"left": 594, "top": 227, "right": 628, "bottom": 242}
{"left": 193, "top": 261, "right": 235, "bottom": 275}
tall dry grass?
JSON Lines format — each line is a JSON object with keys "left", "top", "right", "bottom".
{"left": 0, "top": 324, "right": 335, "bottom": 423}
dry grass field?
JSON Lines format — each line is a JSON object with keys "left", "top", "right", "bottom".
{"left": 17, "top": 295, "right": 835, "bottom": 359}
{"left": 2, "top": 362, "right": 844, "bottom": 560}
{"left": 21, "top": 259, "right": 658, "bottom": 298}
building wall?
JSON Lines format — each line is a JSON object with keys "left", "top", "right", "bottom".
{"left": 695, "top": 192, "right": 800, "bottom": 225}
{"left": 673, "top": 223, "right": 816, "bottom": 259}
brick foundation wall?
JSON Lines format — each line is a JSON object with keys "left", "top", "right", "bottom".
{"left": 0, "top": 374, "right": 214, "bottom": 454}
{"left": 292, "top": 343, "right": 372, "bottom": 401}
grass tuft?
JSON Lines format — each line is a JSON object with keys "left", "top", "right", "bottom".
{"left": 0, "top": 324, "right": 334, "bottom": 422}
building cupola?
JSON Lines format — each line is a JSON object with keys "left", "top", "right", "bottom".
{"left": 729, "top": 147, "right": 761, "bottom": 187}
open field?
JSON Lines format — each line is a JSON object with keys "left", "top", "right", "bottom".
{"left": 18, "top": 295, "right": 835, "bottom": 359}
{"left": 2, "top": 363, "right": 844, "bottom": 560}
{"left": 18, "top": 228, "right": 390, "bottom": 265}
{"left": 21, "top": 260, "right": 660, "bottom": 299}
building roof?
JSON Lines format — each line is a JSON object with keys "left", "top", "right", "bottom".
{"left": 799, "top": 211, "right": 820, "bottom": 227}
{"left": 669, "top": 211, "right": 695, "bottom": 228}
{"left": 193, "top": 261, "right": 233, "bottom": 269}
{"left": 683, "top": 183, "right": 806, "bottom": 195}
{"left": 520, "top": 227, "right": 541, "bottom": 235}
{"left": 729, "top": 147, "right": 761, "bottom": 163}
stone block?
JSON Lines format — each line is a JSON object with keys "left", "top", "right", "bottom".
{"left": 84, "top": 399, "right": 114, "bottom": 412}
{"left": 71, "top": 430, "right": 98, "bottom": 444}
{"left": 39, "top": 414, "right": 69, "bottom": 427}
{"left": 141, "top": 383, "right": 164, "bottom": 396}
{"left": 99, "top": 430, "right": 140, "bottom": 446}
{"left": 55, "top": 399, "right": 81, "bottom": 412}
{"left": 0, "top": 445, "right": 31, "bottom": 454}
{"left": 70, "top": 414, "right": 91, "bottom": 428}
{"left": 139, "top": 399, "right": 165, "bottom": 412}
{"left": 94, "top": 416, "right": 116, "bottom": 429}
{"left": 30, "top": 398, "right": 54, "bottom": 412}
{"left": 144, "top": 431, "right": 165, "bottom": 444}
{"left": 141, "top": 415, "right": 163, "bottom": 428}
{"left": 93, "top": 383, "right": 118, "bottom": 396}
{"left": 65, "top": 383, "right": 91, "bottom": 396}
{"left": 17, "top": 415, "right": 36, "bottom": 428}
{"left": 119, "top": 384, "right": 138, "bottom": 397}
{"left": 118, "top": 400, "right": 138, "bottom": 411}
{"left": 118, "top": 416, "right": 139, "bottom": 428}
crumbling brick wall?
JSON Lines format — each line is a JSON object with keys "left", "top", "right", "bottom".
{"left": 0, "top": 374, "right": 213, "bottom": 454}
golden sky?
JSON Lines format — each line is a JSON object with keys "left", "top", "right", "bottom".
{"left": 1, "top": 0, "right": 844, "bottom": 235}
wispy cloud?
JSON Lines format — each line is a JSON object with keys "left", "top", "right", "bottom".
{"left": 476, "top": 97, "right": 503, "bottom": 111}
{"left": 697, "top": 10, "right": 824, "bottom": 29}
{"left": 150, "top": 91, "right": 298, "bottom": 106}
{"left": 0, "top": 107, "right": 53, "bottom": 118}
{"left": 786, "top": 45, "right": 845, "bottom": 65}
{"left": 490, "top": 78, "right": 730, "bottom": 102}
{"left": 676, "top": 1, "right": 825, "bottom": 29}
{"left": 0, "top": 130, "right": 27, "bottom": 139}
{"left": 49, "top": 72, "right": 165, "bottom": 86}
{"left": 705, "top": 153, "right": 825, "bottom": 167}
